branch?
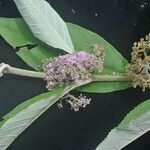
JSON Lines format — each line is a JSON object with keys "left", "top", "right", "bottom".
{"left": 0, "top": 63, "right": 130, "bottom": 81}
{"left": 0, "top": 63, "right": 45, "bottom": 78}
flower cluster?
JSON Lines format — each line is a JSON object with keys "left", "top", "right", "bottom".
{"left": 126, "top": 33, "right": 150, "bottom": 91}
{"left": 66, "top": 94, "right": 91, "bottom": 111}
{"left": 57, "top": 93, "right": 91, "bottom": 112}
{"left": 43, "top": 48, "right": 104, "bottom": 91}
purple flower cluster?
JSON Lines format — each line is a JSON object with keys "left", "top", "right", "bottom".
{"left": 43, "top": 51, "right": 103, "bottom": 90}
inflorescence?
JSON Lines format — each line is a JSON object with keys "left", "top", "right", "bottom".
{"left": 43, "top": 45, "right": 104, "bottom": 111}
{"left": 58, "top": 94, "right": 91, "bottom": 112}
{"left": 126, "top": 33, "right": 150, "bottom": 91}
{"left": 43, "top": 45, "right": 104, "bottom": 91}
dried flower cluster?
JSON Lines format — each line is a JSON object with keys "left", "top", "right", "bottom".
{"left": 43, "top": 47, "right": 104, "bottom": 91}
{"left": 126, "top": 33, "right": 150, "bottom": 90}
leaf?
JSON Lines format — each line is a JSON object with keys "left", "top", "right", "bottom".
{"left": 16, "top": 46, "right": 44, "bottom": 71}
{"left": 0, "top": 79, "right": 91, "bottom": 149}
{"left": 0, "top": 17, "right": 62, "bottom": 71}
{"left": 119, "top": 99, "right": 150, "bottom": 128}
{"left": 67, "top": 23, "right": 131, "bottom": 93}
{"left": 0, "top": 86, "right": 70, "bottom": 149}
{"left": 0, "top": 17, "right": 38, "bottom": 47}
{"left": 13, "top": 0, "right": 74, "bottom": 53}
{"left": 16, "top": 45, "right": 59, "bottom": 71}
{"left": 78, "top": 81, "right": 131, "bottom": 93}
{"left": 96, "top": 99, "right": 150, "bottom": 150}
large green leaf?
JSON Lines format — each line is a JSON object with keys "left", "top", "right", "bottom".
{"left": 0, "top": 88, "right": 61, "bottom": 150}
{"left": 0, "top": 17, "right": 62, "bottom": 71}
{"left": 67, "top": 23, "right": 131, "bottom": 93}
{"left": 14, "top": 0, "right": 74, "bottom": 53}
{"left": 0, "top": 89, "right": 65, "bottom": 148}
{"left": 0, "top": 79, "right": 91, "bottom": 149}
{"left": 96, "top": 99, "right": 150, "bottom": 150}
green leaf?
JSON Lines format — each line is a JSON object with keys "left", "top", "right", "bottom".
{"left": 0, "top": 17, "right": 38, "bottom": 47}
{"left": 14, "top": 0, "right": 74, "bottom": 53}
{"left": 16, "top": 46, "right": 44, "bottom": 71}
{"left": 119, "top": 99, "right": 150, "bottom": 128}
{"left": 96, "top": 99, "right": 150, "bottom": 150}
{"left": 78, "top": 81, "right": 131, "bottom": 93}
{"left": 0, "top": 79, "right": 91, "bottom": 149}
{"left": 16, "top": 45, "right": 59, "bottom": 71}
{"left": 0, "top": 85, "right": 70, "bottom": 149}
{"left": 0, "top": 17, "right": 62, "bottom": 71}
{"left": 67, "top": 23, "right": 130, "bottom": 93}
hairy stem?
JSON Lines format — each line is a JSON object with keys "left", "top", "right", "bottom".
{"left": 92, "top": 74, "right": 129, "bottom": 81}
{"left": 0, "top": 63, "right": 45, "bottom": 78}
{"left": 0, "top": 63, "right": 130, "bottom": 81}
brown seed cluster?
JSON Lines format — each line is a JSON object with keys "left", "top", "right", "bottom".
{"left": 126, "top": 33, "right": 150, "bottom": 91}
